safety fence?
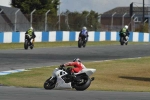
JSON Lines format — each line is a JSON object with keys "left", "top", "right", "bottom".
{"left": 0, "top": 31, "right": 150, "bottom": 43}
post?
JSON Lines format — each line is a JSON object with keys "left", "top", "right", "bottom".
{"left": 133, "top": 17, "right": 138, "bottom": 31}
{"left": 99, "top": 15, "right": 101, "bottom": 24}
{"left": 144, "top": 19, "right": 148, "bottom": 25}
{"left": 45, "top": 10, "right": 50, "bottom": 31}
{"left": 30, "top": 9, "right": 36, "bottom": 27}
{"left": 86, "top": 12, "right": 90, "bottom": 24}
{"left": 65, "top": 12, "right": 70, "bottom": 30}
{"left": 98, "top": 15, "right": 101, "bottom": 30}
{"left": 131, "top": 14, "right": 135, "bottom": 31}
{"left": 0, "top": 9, "right": 3, "bottom": 13}
{"left": 111, "top": 12, "right": 116, "bottom": 31}
{"left": 58, "top": 2, "right": 61, "bottom": 30}
{"left": 142, "top": 0, "right": 145, "bottom": 32}
{"left": 148, "top": 7, "right": 150, "bottom": 33}
{"left": 143, "top": 0, "right": 145, "bottom": 23}
{"left": 14, "top": 9, "right": 20, "bottom": 32}
{"left": 122, "top": 13, "right": 127, "bottom": 27}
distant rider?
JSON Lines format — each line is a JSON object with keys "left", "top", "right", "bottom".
{"left": 79, "top": 26, "right": 89, "bottom": 43}
{"left": 60, "top": 58, "right": 86, "bottom": 81}
{"left": 119, "top": 25, "right": 130, "bottom": 42}
{"left": 25, "top": 27, "right": 36, "bottom": 46}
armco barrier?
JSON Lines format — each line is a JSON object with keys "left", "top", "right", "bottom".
{"left": 0, "top": 31, "right": 150, "bottom": 43}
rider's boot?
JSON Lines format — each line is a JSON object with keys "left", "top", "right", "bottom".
{"left": 70, "top": 72, "right": 81, "bottom": 82}
{"left": 32, "top": 39, "right": 35, "bottom": 47}
{"left": 32, "top": 43, "right": 34, "bottom": 47}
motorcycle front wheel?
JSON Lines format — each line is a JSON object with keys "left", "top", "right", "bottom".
{"left": 24, "top": 39, "right": 29, "bottom": 50}
{"left": 44, "top": 77, "right": 57, "bottom": 90}
{"left": 78, "top": 40, "right": 82, "bottom": 48}
{"left": 120, "top": 37, "right": 124, "bottom": 46}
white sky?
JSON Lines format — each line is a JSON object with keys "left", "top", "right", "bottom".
{"left": 0, "top": 0, "right": 149, "bottom": 14}
{"left": 0, "top": 0, "right": 11, "bottom": 7}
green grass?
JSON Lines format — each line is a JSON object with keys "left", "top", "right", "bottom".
{"left": 1, "top": 41, "right": 150, "bottom": 91}
{"left": 0, "top": 57, "right": 150, "bottom": 92}
{"left": 0, "top": 41, "right": 150, "bottom": 49}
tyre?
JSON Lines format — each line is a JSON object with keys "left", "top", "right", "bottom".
{"left": 24, "top": 40, "right": 28, "bottom": 50}
{"left": 120, "top": 37, "right": 124, "bottom": 46}
{"left": 78, "top": 40, "right": 82, "bottom": 48}
{"left": 44, "top": 77, "right": 57, "bottom": 90}
{"left": 74, "top": 75, "right": 91, "bottom": 91}
{"left": 30, "top": 44, "right": 33, "bottom": 49}
{"left": 30, "top": 46, "right": 33, "bottom": 49}
{"left": 120, "top": 42, "right": 124, "bottom": 45}
{"left": 83, "top": 41, "right": 86, "bottom": 48}
{"left": 125, "top": 42, "right": 128, "bottom": 45}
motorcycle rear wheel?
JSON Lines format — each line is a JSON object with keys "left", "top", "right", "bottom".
{"left": 30, "top": 46, "right": 33, "bottom": 49}
{"left": 125, "top": 41, "right": 128, "bottom": 45}
{"left": 30, "top": 44, "right": 33, "bottom": 49}
{"left": 83, "top": 41, "right": 86, "bottom": 48}
{"left": 73, "top": 76, "right": 91, "bottom": 91}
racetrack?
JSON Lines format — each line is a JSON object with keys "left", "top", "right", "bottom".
{"left": 0, "top": 44, "right": 150, "bottom": 100}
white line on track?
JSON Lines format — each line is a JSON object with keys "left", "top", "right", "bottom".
{"left": 92, "top": 57, "right": 142, "bottom": 62}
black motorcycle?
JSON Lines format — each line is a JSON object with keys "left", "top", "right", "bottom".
{"left": 78, "top": 37, "right": 87, "bottom": 48}
{"left": 119, "top": 32, "right": 129, "bottom": 45}
{"left": 24, "top": 34, "right": 33, "bottom": 50}
{"left": 120, "top": 33, "right": 129, "bottom": 46}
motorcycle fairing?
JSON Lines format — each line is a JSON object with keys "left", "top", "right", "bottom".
{"left": 54, "top": 69, "right": 72, "bottom": 89}
{"left": 74, "top": 68, "right": 96, "bottom": 76}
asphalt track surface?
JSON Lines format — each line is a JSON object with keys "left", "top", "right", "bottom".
{"left": 1, "top": 44, "right": 150, "bottom": 100}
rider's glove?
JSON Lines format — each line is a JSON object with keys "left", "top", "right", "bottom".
{"left": 60, "top": 64, "right": 65, "bottom": 69}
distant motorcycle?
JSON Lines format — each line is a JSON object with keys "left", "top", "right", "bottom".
{"left": 78, "top": 37, "right": 87, "bottom": 48}
{"left": 120, "top": 34, "right": 129, "bottom": 46}
{"left": 44, "top": 66, "right": 96, "bottom": 91}
{"left": 24, "top": 34, "right": 33, "bottom": 50}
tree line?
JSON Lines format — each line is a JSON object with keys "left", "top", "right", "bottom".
{"left": 11, "top": 0, "right": 101, "bottom": 31}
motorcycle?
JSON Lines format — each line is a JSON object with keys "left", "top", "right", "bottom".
{"left": 120, "top": 34, "right": 129, "bottom": 46}
{"left": 78, "top": 37, "right": 87, "bottom": 48}
{"left": 24, "top": 34, "right": 33, "bottom": 50}
{"left": 44, "top": 66, "right": 96, "bottom": 91}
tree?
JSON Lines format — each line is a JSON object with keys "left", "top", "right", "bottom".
{"left": 11, "top": 0, "right": 100, "bottom": 31}
{"left": 11, "top": 0, "right": 59, "bottom": 15}
{"left": 61, "top": 10, "right": 100, "bottom": 31}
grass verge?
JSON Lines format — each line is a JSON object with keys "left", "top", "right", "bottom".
{"left": 0, "top": 57, "right": 150, "bottom": 92}
{"left": 0, "top": 41, "right": 150, "bottom": 49}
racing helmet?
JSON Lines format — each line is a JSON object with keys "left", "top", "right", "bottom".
{"left": 30, "top": 27, "right": 33, "bottom": 30}
{"left": 73, "top": 58, "right": 81, "bottom": 62}
{"left": 82, "top": 26, "right": 87, "bottom": 30}
{"left": 125, "top": 25, "right": 128, "bottom": 29}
